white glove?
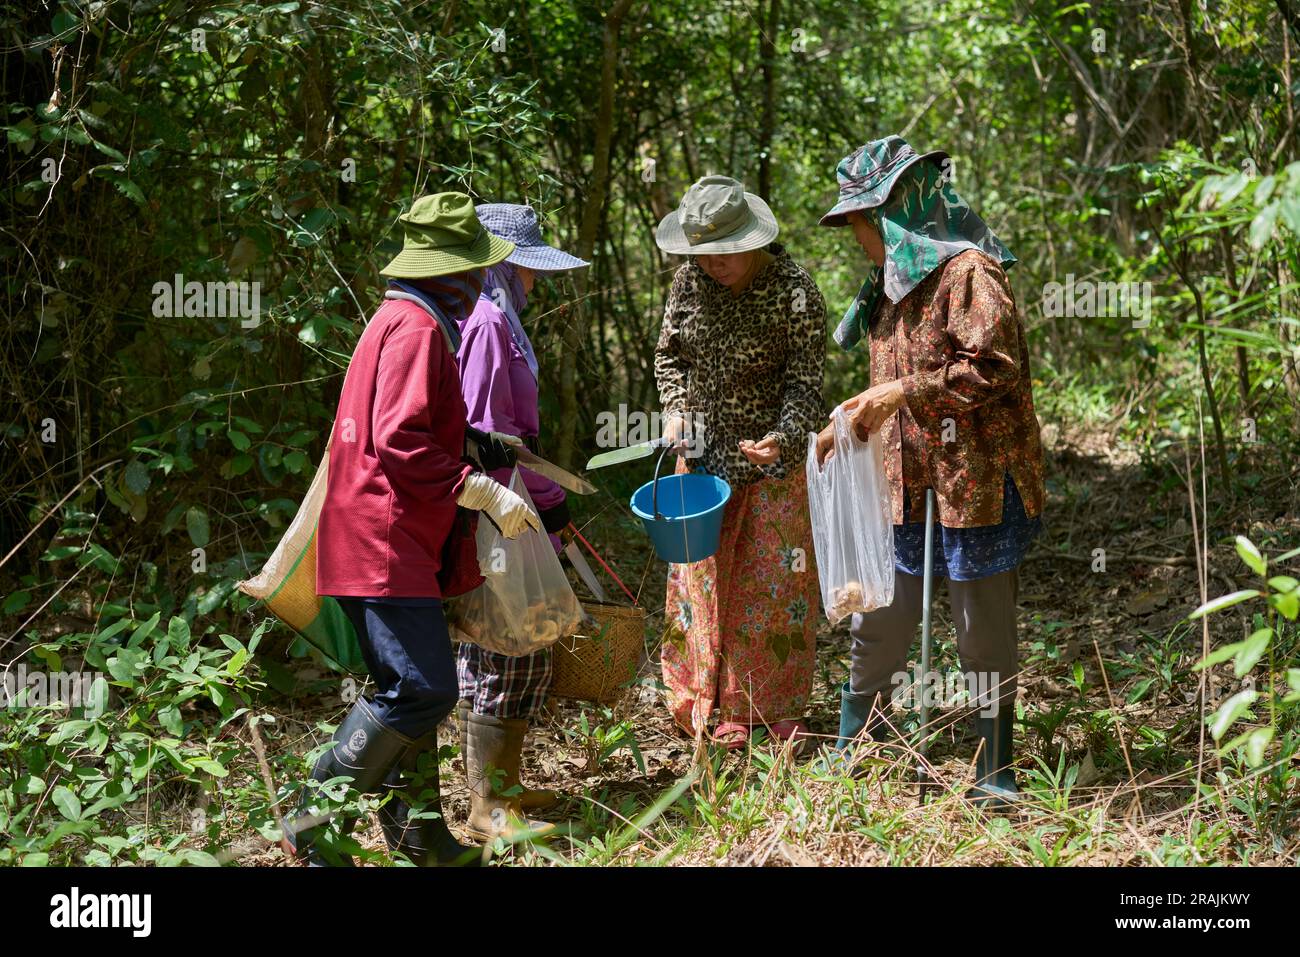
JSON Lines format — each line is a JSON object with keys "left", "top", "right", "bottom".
{"left": 456, "top": 472, "right": 541, "bottom": 539}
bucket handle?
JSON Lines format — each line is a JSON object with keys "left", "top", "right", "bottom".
{"left": 651, "top": 440, "right": 674, "bottom": 522}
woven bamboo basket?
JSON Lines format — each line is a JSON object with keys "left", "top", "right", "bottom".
{"left": 550, "top": 600, "right": 646, "bottom": 704}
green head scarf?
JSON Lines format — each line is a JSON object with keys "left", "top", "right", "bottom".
{"left": 823, "top": 139, "right": 1016, "bottom": 350}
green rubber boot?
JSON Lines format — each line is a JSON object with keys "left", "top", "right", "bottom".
{"left": 966, "top": 710, "right": 1020, "bottom": 810}
{"left": 835, "top": 682, "right": 890, "bottom": 750}
{"left": 816, "top": 683, "right": 890, "bottom": 772}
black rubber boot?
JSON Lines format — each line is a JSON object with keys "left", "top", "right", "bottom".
{"left": 282, "top": 698, "right": 412, "bottom": 866}
{"left": 378, "top": 728, "right": 481, "bottom": 867}
{"left": 967, "top": 709, "right": 1020, "bottom": 810}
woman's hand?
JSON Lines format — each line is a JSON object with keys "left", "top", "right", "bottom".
{"left": 814, "top": 422, "right": 836, "bottom": 467}
{"left": 842, "top": 380, "right": 907, "bottom": 439}
{"left": 738, "top": 435, "right": 780, "bottom": 465}
{"left": 662, "top": 413, "right": 689, "bottom": 457}
{"left": 815, "top": 380, "right": 907, "bottom": 466}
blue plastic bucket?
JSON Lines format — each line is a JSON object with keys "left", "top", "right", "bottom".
{"left": 630, "top": 447, "right": 731, "bottom": 564}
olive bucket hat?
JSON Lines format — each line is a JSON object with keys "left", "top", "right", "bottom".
{"left": 817, "top": 136, "right": 949, "bottom": 227}
{"left": 380, "top": 192, "right": 515, "bottom": 278}
{"left": 655, "top": 175, "right": 779, "bottom": 255}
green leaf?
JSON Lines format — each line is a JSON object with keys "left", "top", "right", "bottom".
{"left": 52, "top": 9, "right": 80, "bottom": 35}
{"left": 220, "top": 454, "right": 254, "bottom": 479}
{"left": 1279, "top": 194, "right": 1300, "bottom": 234}
{"left": 1245, "top": 726, "right": 1273, "bottom": 767}
{"left": 124, "top": 459, "right": 151, "bottom": 495}
{"left": 191, "top": 757, "right": 228, "bottom": 778}
{"left": 5, "top": 118, "right": 37, "bottom": 154}
{"left": 1283, "top": 669, "right": 1300, "bottom": 704}
{"left": 1233, "top": 627, "right": 1272, "bottom": 677}
{"left": 1189, "top": 589, "right": 1261, "bottom": 619}
{"left": 1272, "top": 588, "right": 1300, "bottom": 621}
{"left": 185, "top": 506, "right": 210, "bottom": 548}
{"left": 168, "top": 615, "right": 192, "bottom": 652}
{"left": 90, "top": 137, "right": 126, "bottom": 163}
{"left": 1234, "top": 536, "right": 1266, "bottom": 575}
{"left": 95, "top": 617, "right": 133, "bottom": 641}
{"left": 105, "top": 655, "right": 137, "bottom": 684}
{"left": 1249, "top": 202, "right": 1280, "bottom": 248}
{"left": 1207, "top": 688, "right": 1258, "bottom": 741}
{"left": 129, "top": 611, "right": 162, "bottom": 647}
{"left": 197, "top": 580, "right": 235, "bottom": 615}
{"left": 161, "top": 502, "right": 187, "bottom": 534}
{"left": 226, "top": 647, "right": 248, "bottom": 677}
{"left": 3, "top": 590, "right": 31, "bottom": 614}
{"left": 1126, "top": 676, "right": 1155, "bottom": 703}
{"left": 176, "top": 848, "right": 222, "bottom": 867}
{"left": 158, "top": 703, "right": 184, "bottom": 737}
{"left": 52, "top": 786, "right": 82, "bottom": 821}
{"left": 228, "top": 429, "right": 251, "bottom": 451}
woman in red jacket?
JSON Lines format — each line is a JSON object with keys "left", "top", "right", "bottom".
{"left": 283, "top": 193, "right": 540, "bottom": 866}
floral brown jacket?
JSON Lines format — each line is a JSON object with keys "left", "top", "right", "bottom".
{"left": 872, "top": 249, "right": 1045, "bottom": 527}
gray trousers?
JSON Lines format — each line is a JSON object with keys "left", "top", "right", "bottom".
{"left": 848, "top": 569, "right": 1020, "bottom": 711}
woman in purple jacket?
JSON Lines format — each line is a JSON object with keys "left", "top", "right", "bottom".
{"left": 454, "top": 203, "right": 588, "bottom": 840}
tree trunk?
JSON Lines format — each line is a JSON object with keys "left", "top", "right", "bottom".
{"left": 557, "top": 0, "right": 635, "bottom": 469}
{"left": 757, "top": 0, "right": 780, "bottom": 201}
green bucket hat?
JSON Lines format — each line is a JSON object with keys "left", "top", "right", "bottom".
{"left": 380, "top": 192, "right": 515, "bottom": 278}
{"left": 817, "top": 136, "right": 948, "bottom": 228}
{"left": 821, "top": 137, "right": 1016, "bottom": 352}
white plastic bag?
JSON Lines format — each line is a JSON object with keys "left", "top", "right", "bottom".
{"left": 447, "top": 470, "right": 583, "bottom": 656}
{"left": 805, "top": 406, "right": 895, "bottom": 625}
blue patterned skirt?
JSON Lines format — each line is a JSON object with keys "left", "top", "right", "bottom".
{"left": 893, "top": 472, "right": 1043, "bottom": 582}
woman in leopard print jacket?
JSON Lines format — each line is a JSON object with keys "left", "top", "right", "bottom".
{"left": 653, "top": 175, "right": 826, "bottom": 751}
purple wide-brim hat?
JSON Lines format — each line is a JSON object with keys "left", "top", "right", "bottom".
{"left": 475, "top": 203, "right": 589, "bottom": 273}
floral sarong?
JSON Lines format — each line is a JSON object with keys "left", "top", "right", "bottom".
{"left": 661, "top": 468, "right": 819, "bottom": 734}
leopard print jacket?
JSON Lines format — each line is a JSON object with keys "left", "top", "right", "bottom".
{"left": 654, "top": 243, "right": 827, "bottom": 489}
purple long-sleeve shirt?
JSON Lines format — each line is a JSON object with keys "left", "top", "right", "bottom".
{"left": 456, "top": 296, "right": 565, "bottom": 514}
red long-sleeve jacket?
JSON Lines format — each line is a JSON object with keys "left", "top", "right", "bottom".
{"left": 317, "top": 298, "right": 474, "bottom": 597}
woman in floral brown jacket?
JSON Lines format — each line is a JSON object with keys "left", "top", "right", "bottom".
{"left": 814, "top": 137, "right": 1045, "bottom": 807}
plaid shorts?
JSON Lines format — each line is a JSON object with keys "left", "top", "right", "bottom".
{"left": 456, "top": 642, "right": 552, "bottom": 720}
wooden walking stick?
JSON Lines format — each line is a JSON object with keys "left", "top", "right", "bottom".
{"left": 917, "top": 487, "right": 936, "bottom": 804}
